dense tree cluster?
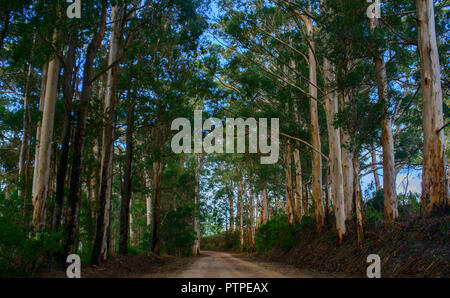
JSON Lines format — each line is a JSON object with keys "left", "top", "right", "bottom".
{"left": 0, "top": 0, "right": 447, "bottom": 275}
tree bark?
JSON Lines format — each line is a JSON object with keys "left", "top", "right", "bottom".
{"left": 229, "top": 182, "right": 234, "bottom": 232}
{"left": 18, "top": 55, "right": 34, "bottom": 208}
{"left": 416, "top": 0, "right": 448, "bottom": 216}
{"left": 370, "top": 150, "right": 381, "bottom": 192}
{"left": 65, "top": 6, "right": 107, "bottom": 256}
{"left": 53, "top": 34, "right": 76, "bottom": 232}
{"left": 293, "top": 149, "right": 304, "bottom": 223}
{"left": 151, "top": 161, "right": 163, "bottom": 255}
{"left": 370, "top": 17, "right": 398, "bottom": 224}
{"left": 324, "top": 58, "right": 346, "bottom": 243}
{"left": 306, "top": 16, "right": 324, "bottom": 229}
{"left": 352, "top": 152, "right": 364, "bottom": 246}
{"left": 119, "top": 90, "right": 135, "bottom": 255}
{"left": 192, "top": 154, "right": 201, "bottom": 255}
{"left": 284, "top": 141, "right": 296, "bottom": 225}
{"left": 32, "top": 30, "right": 61, "bottom": 230}
{"left": 238, "top": 179, "right": 244, "bottom": 251}
{"left": 340, "top": 91, "right": 354, "bottom": 221}
{"left": 145, "top": 170, "right": 152, "bottom": 226}
{"left": 92, "top": 6, "right": 122, "bottom": 263}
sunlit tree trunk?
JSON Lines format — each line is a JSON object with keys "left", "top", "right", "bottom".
{"left": 306, "top": 16, "right": 324, "bottom": 229}
{"left": 416, "top": 0, "right": 448, "bottom": 216}
{"left": 284, "top": 141, "right": 296, "bottom": 225}
{"left": 370, "top": 150, "right": 381, "bottom": 192}
{"left": 352, "top": 152, "right": 364, "bottom": 246}
{"left": 31, "top": 63, "right": 48, "bottom": 211}
{"left": 32, "top": 30, "right": 61, "bottom": 230}
{"left": 340, "top": 91, "right": 354, "bottom": 221}
{"left": 370, "top": 17, "right": 398, "bottom": 224}
{"left": 262, "top": 188, "right": 269, "bottom": 224}
{"left": 293, "top": 149, "right": 303, "bottom": 222}
{"left": 324, "top": 58, "right": 346, "bottom": 243}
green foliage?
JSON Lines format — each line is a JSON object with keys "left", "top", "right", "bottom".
{"left": 398, "top": 193, "right": 420, "bottom": 217}
{"left": 0, "top": 195, "right": 62, "bottom": 277}
{"left": 255, "top": 214, "right": 294, "bottom": 254}
{"left": 160, "top": 202, "right": 196, "bottom": 256}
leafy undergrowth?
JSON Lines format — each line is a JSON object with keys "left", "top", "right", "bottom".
{"left": 261, "top": 215, "right": 449, "bottom": 277}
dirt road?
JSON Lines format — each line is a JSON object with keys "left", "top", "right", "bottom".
{"left": 172, "top": 251, "right": 320, "bottom": 278}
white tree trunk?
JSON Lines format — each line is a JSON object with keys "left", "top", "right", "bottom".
{"left": 341, "top": 91, "right": 354, "bottom": 221}
{"left": 416, "top": 0, "right": 448, "bottom": 216}
{"left": 306, "top": 16, "right": 324, "bottom": 229}
{"left": 293, "top": 149, "right": 304, "bottom": 222}
{"left": 31, "top": 63, "right": 48, "bottom": 207}
{"left": 370, "top": 150, "right": 381, "bottom": 192}
{"left": 323, "top": 57, "right": 346, "bottom": 242}
{"left": 98, "top": 5, "right": 122, "bottom": 261}
{"left": 32, "top": 31, "right": 61, "bottom": 230}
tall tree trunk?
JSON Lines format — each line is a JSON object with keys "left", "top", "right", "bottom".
{"left": 370, "top": 17, "right": 398, "bottom": 224}
{"left": 152, "top": 162, "right": 163, "bottom": 255}
{"left": 370, "top": 150, "right": 381, "bottom": 192}
{"left": 249, "top": 187, "right": 255, "bottom": 251}
{"left": 306, "top": 16, "right": 324, "bottom": 229}
{"left": 65, "top": 6, "right": 107, "bottom": 256}
{"left": 119, "top": 90, "right": 135, "bottom": 255}
{"left": 284, "top": 141, "right": 296, "bottom": 225}
{"left": 262, "top": 188, "right": 269, "bottom": 223}
{"left": 293, "top": 149, "right": 303, "bottom": 223}
{"left": 238, "top": 179, "right": 244, "bottom": 251}
{"left": 416, "top": 0, "right": 448, "bottom": 216}
{"left": 129, "top": 200, "right": 134, "bottom": 247}
{"left": 229, "top": 183, "right": 234, "bottom": 232}
{"left": 145, "top": 170, "right": 152, "bottom": 226}
{"left": 324, "top": 58, "right": 346, "bottom": 243}
{"left": 192, "top": 154, "right": 201, "bottom": 255}
{"left": 32, "top": 63, "right": 49, "bottom": 210}
{"left": 32, "top": 30, "right": 61, "bottom": 230}
{"left": 92, "top": 5, "right": 122, "bottom": 264}
{"left": 18, "top": 56, "right": 34, "bottom": 207}
{"left": 340, "top": 91, "right": 354, "bottom": 221}
{"left": 352, "top": 152, "right": 364, "bottom": 246}
{"left": 53, "top": 34, "right": 76, "bottom": 232}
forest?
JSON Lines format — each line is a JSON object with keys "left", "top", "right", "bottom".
{"left": 0, "top": 0, "right": 448, "bottom": 278}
